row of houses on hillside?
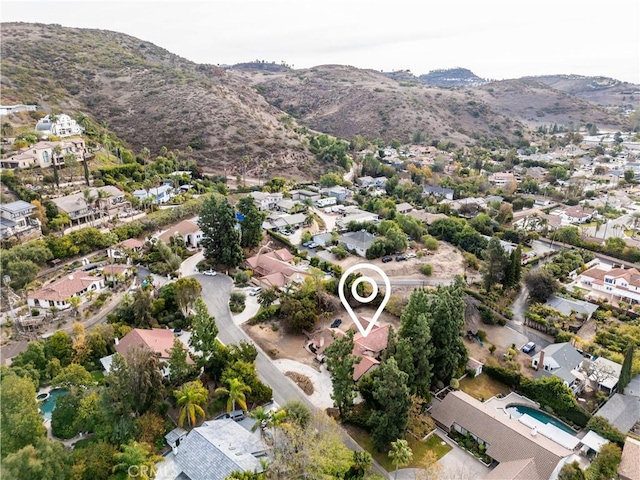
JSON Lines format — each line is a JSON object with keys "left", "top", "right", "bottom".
{"left": 0, "top": 137, "right": 86, "bottom": 169}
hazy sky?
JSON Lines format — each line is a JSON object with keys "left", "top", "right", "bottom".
{"left": 3, "top": 0, "right": 640, "bottom": 83}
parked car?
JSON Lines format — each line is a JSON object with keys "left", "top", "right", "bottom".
{"left": 522, "top": 342, "right": 536, "bottom": 353}
{"left": 302, "top": 241, "right": 313, "bottom": 248}
{"left": 307, "top": 242, "right": 318, "bottom": 249}
{"left": 405, "top": 252, "right": 417, "bottom": 259}
{"left": 173, "top": 328, "right": 183, "bottom": 336}
{"left": 395, "top": 255, "right": 407, "bottom": 262}
{"left": 249, "top": 287, "right": 262, "bottom": 296}
{"left": 382, "top": 256, "right": 393, "bottom": 263}
{"left": 203, "top": 270, "right": 217, "bottom": 276}
{"left": 330, "top": 318, "right": 342, "bottom": 328}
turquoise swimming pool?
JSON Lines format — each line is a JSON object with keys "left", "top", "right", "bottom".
{"left": 39, "top": 388, "right": 68, "bottom": 420}
{"left": 505, "top": 405, "right": 575, "bottom": 434}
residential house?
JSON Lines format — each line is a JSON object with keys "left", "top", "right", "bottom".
{"left": 618, "top": 437, "right": 640, "bottom": 480}
{"left": 585, "top": 357, "right": 622, "bottom": 394}
{"left": 160, "top": 418, "right": 267, "bottom": 480}
{"left": 1, "top": 138, "right": 86, "bottom": 169}
{"left": 275, "top": 199, "right": 304, "bottom": 214}
{"left": 262, "top": 213, "right": 307, "bottom": 231}
{"left": 356, "top": 176, "right": 375, "bottom": 187}
{"left": 335, "top": 207, "right": 379, "bottom": 230}
{"left": 395, "top": 202, "right": 414, "bottom": 214}
{"left": 531, "top": 343, "right": 585, "bottom": 394}
{"left": 133, "top": 184, "right": 173, "bottom": 205}
{"left": 308, "top": 319, "right": 390, "bottom": 381}
{"left": 431, "top": 390, "right": 574, "bottom": 480}
{"left": 557, "top": 206, "right": 595, "bottom": 224}
{"left": 159, "top": 219, "right": 203, "bottom": 248}
{"left": 320, "top": 186, "right": 349, "bottom": 202}
{"left": 290, "top": 189, "right": 321, "bottom": 203}
{"left": 338, "top": 230, "right": 377, "bottom": 257}
{"left": 578, "top": 265, "right": 640, "bottom": 305}
{"left": 0, "top": 104, "right": 37, "bottom": 115}
{"left": 445, "top": 197, "right": 487, "bottom": 215}
{"left": 544, "top": 295, "right": 599, "bottom": 320}
{"left": 102, "top": 265, "right": 134, "bottom": 284}
{"left": 423, "top": 185, "right": 454, "bottom": 200}
{"left": 28, "top": 273, "right": 104, "bottom": 310}
{"left": 52, "top": 186, "right": 129, "bottom": 226}
{"left": 488, "top": 172, "right": 518, "bottom": 188}
{"left": 407, "top": 210, "right": 448, "bottom": 225}
{"left": 35, "top": 113, "right": 84, "bottom": 137}
{"left": 101, "top": 328, "right": 192, "bottom": 377}
{"left": 0, "top": 200, "right": 41, "bottom": 240}
{"left": 250, "top": 191, "right": 283, "bottom": 211}
{"left": 107, "top": 238, "right": 145, "bottom": 262}
{"left": 244, "top": 248, "right": 307, "bottom": 289}
{"left": 594, "top": 393, "right": 640, "bottom": 433}
{"left": 512, "top": 210, "right": 561, "bottom": 232}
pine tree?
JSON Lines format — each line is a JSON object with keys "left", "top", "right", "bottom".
{"left": 482, "top": 237, "right": 508, "bottom": 290}
{"left": 324, "top": 329, "right": 360, "bottom": 416}
{"left": 198, "top": 195, "right": 243, "bottom": 268}
{"left": 618, "top": 344, "right": 634, "bottom": 391}
{"left": 237, "top": 196, "right": 266, "bottom": 249}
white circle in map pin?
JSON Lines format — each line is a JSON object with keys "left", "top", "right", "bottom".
{"left": 338, "top": 263, "right": 391, "bottom": 338}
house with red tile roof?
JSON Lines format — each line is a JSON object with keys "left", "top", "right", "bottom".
{"left": 244, "top": 248, "right": 307, "bottom": 289}
{"left": 27, "top": 273, "right": 104, "bottom": 310}
{"left": 102, "top": 328, "right": 193, "bottom": 377}
{"left": 158, "top": 219, "right": 203, "bottom": 248}
{"left": 308, "top": 317, "right": 390, "bottom": 381}
{"left": 578, "top": 264, "right": 640, "bottom": 305}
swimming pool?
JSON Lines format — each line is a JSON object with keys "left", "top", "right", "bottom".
{"left": 505, "top": 404, "right": 575, "bottom": 434}
{"left": 39, "top": 388, "right": 68, "bottom": 420}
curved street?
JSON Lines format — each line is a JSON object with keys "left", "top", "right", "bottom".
{"left": 192, "top": 272, "right": 391, "bottom": 478}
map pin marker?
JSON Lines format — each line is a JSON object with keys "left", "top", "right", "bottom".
{"left": 338, "top": 263, "right": 391, "bottom": 338}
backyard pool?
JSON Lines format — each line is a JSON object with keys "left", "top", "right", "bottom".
{"left": 39, "top": 388, "right": 68, "bottom": 420}
{"left": 505, "top": 404, "right": 575, "bottom": 434}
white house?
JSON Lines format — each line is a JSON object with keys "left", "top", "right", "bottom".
{"left": 28, "top": 273, "right": 104, "bottom": 310}
{"left": 250, "top": 191, "right": 283, "bottom": 211}
{"left": 158, "top": 219, "right": 203, "bottom": 248}
{"left": 315, "top": 197, "right": 337, "bottom": 208}
{"left": 531, "top": 343, "right": 585, "bottom": 395}
{"left": 0, "top": 200, "right": 41, "bottom": 240}
{"left": 338, "top": 230, "right": 377, "bottom": 257}
{"left": 35, "top": 113, "right": 84, "bottom": 137}
{"left": 579, "top": 265, "right": 640, "bottom": 305}
{"left": 557, "top": 206, "right": 595, "bottom": 224}
{"left": 133, "top": 184, "right": 173, "bottom": 205}
{"left": 488, "top": 172, "right": 518, "bottom": 188}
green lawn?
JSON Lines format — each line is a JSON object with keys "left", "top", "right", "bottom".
{"left": 90, "top": 370, "right": 104, "bottom": 383}
{"left": 459, "top": 373, "right": 511, "bottom": 401}
{"left": 343, "top": 424, "right": 451, "bottom": 471}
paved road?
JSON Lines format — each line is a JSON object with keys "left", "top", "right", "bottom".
{"left": 195, "top": 273, "right": 390, "bottom": 478}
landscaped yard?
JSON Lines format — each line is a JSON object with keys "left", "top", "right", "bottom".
{"left": 342, "top": 424, "right": 452, "bottom": 471}
{"left": 459, "top": 373, "right": 511, "bottom": 401}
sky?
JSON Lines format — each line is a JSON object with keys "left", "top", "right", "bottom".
{"left": 2, "top": 0, "right": 640, "bottom": 83}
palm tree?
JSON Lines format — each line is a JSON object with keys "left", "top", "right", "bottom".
{"left": 1, "top": 122, "right": 13, "bottom": 140}
{"left": 214, "top": 378, "right": 251, "bottom": 413}
{"left": 174, "top": 380, "right": 209, "bottom": 427}
{"left": 351, "top": 451, "right": 372, "bottom": 478}
{"left": 52, "top": 145, "right": 62, "bottom": 187}
{"left": 82, "top": 188, "right": 97, "bottom": 226}
{"left": 389, "top": 439, "right": 413, "bottom": 480}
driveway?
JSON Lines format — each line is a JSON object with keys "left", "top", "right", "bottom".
{"left": 194, "top": 272, "right": 390, "bottom": 477}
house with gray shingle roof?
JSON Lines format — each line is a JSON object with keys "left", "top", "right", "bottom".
{"left": 531, "top": 343, "right": 585, "bottom": 395}
{"left": 161, "top": 418, "right": 267, "bottom": 480}
{"left": 338, "top": 230, "right": 377, "bottom": 257}
{"left": 545, "top": 295, "right": 599, "bottom": 320}
{"left": 431, "top": 390, "right": 573, "bottom": 480}
{"left": 593, "top": 393, "right": 640, "bottom": 433}
{"left": 618, "top": 437, "right": 640, "bottom": 480}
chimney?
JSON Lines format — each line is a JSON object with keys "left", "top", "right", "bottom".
{"left": 537, "top": 350, "right": 545, "bottom": 371}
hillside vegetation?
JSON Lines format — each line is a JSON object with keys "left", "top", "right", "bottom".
{"left": 0, "top": 23, "right": 315, "bottom": 178}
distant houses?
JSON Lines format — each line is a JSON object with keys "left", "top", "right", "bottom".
{"left": 0, "top": 138, "right": 86, "bottom": 169}
{"left": 0, "top": 200, "right": 41, "bottom": 240}
{"left": 35, "top": 113, "right": 84, "bottom": 137}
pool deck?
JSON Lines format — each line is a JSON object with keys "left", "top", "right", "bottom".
{"left": 484, "top": 391, "right": 539, "bottom": 411}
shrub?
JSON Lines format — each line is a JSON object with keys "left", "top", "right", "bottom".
{"left": 31, "top": 309, "right": 40, "bottom": 317}
{"left": 249, "top": 305, "right": 281, "bottom": 325}
{"left": 420, "top": 264, "right": 433, "bottom": 276}
{"left": 234, "top": 271, "right": 250, "bottom": 286}
{"left": 484, "top": 364, "right": 522, "bottom": 389}
{"left": 477, "top": 330, "right": 488, "bottom": 342}
{"left": 332, "top": 246, "right": 348, "bottom": 260}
